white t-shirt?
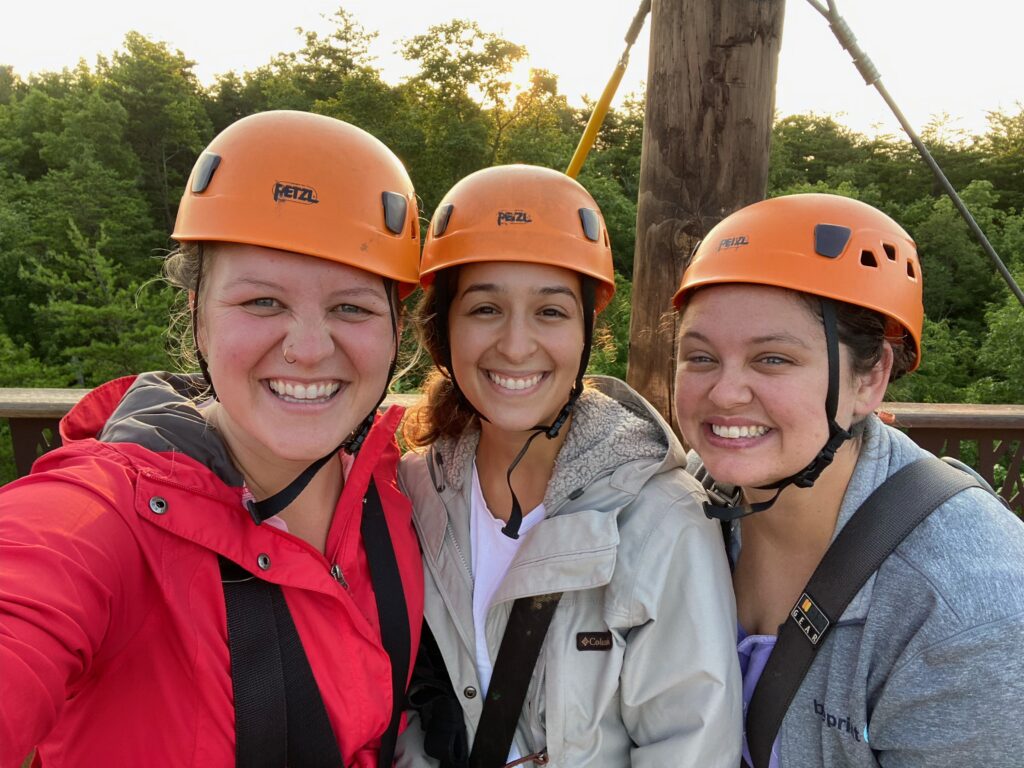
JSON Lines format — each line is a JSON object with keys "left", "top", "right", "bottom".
{"left": 470, "top": 461, "right": 545, "bottom": 761}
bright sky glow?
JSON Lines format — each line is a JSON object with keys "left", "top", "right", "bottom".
{"left": 3, "top": 0, "right": 1021, "bottom": 137}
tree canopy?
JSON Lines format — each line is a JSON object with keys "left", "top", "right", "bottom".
{"left": 1, "top": 9, "right": 1022, "bottom": 481}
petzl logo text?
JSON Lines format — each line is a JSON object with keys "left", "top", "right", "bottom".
{"left": 497, "top": 210, "right": 532, "bottom": 226}
{"left": 273, "top": 181, "right": 320, "bottom": 205}
{"left": 718, "top": 235, "right": 749, "bottom": 251}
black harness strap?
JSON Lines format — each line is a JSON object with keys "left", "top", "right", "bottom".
{"left": 745, "top": 457, "right": 981, "bottom": 768}
{"left": 220, "top": 478, "right": 410, "bottom": 768}
{"left": 274, "top": 582, "right": 346, "bottom": 768}
{"left": 220, "top": 556, "right": 343, "bottom": 768}
{"left": 469, "top": 593, "right": 563, "bottom": 768}
{"left": 361, "top": 477, "right": 412, "bottom": 768}
{"left": 408, "top": 622, "right": 470, "bottom": 767}
{"left": 221, "top": 557, "right": 287, "bottom": 768}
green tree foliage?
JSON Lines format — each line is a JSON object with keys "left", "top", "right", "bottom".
{"left": 397, "top": 19, "right": 521, "bottom": 207}
{"left": 492, "top": 69, "right": 575, "bottom": 168}
{"left": 901, "top": 181, "right": 1003, "bottom": 337}
{"left": 18, "top": 223, "right": 173, "bottom": 385}
{"left": 289, "top": 8, "right": 380, "bottom": 104}
{"left": 887, "top": 318, "right": 979, "bottom": 403}
{"left": 0, "top": 64, "right": 163, "bottom": 351}
{"left": 978, "top": 105, "right": 1024, "bottom": 213}
{"left": 0, "top": 7, "right": 1021, "bottom": 439}
{"left": 971, "top": 257, "right": 1024, "bottom": 404}
{"left": 97, "top": 32, "right": 212, "bottom": 230}
{"left": 0, "top": 330, "right": 65, "bottom": 482}
{"left": 401, "top": 19, "right": 526, "bottom": 121}
{"left": 587, "top": 274, "right": 633, "bottom": 381}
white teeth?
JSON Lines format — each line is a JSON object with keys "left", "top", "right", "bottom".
{"left": 488, "top": 372, "right": 543, "bottom": 391}
{"left": 268, "top": 379, "right": 340, "bottom": 402}
{"left": 711, "top": 424, "right": 769, "bottom": 439}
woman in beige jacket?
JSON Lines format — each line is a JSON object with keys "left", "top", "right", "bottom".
{"left": 396, "top": 165, "right": 741, "bottom": 767}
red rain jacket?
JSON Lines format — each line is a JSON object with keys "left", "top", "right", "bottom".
{"left": 0, "top": 374, "right": 423, "bottom": 767}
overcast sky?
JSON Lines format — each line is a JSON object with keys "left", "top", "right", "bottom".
{"left": 3, "top": 0, "right": 1021, "bottom": 137}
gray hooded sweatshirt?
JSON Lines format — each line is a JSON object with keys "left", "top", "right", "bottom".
{"left": 724, "top": 415, "right": 1024, "bottom": 767}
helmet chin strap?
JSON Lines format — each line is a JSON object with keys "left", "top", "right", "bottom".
{"left": 498, "top": 279, "right": 596, "bottom": 539}
{"left": 703, "top": 298, "right": 853, "bottom": 522}
{"left": 192, "top": 244, "right": 217, "bottom": 400}
{"left": 240, "top": 280, "right": 400, "bottom": 525}
{"left": 434, "top": 276, "right": 597, "bottom": 538}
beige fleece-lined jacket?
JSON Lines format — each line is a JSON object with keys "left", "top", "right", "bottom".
{"left": 396, "top": 376, "right": 741, "bottom": 768}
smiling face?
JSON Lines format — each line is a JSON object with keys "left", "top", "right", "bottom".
{"left": 447, "top": 261, "right": 585, "bottom": 437}
{"left": 674, "top": 284, "right": 884, "bottom": 491}
{"left": 196, "top": 243, "right": 395, "bottom": 475}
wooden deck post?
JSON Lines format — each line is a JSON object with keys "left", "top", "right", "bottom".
{"left": 627, "top": 0, "right": 785, "bottom": 425}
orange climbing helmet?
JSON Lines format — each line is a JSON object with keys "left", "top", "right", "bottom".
{"left": 172, "top": 110, "right": 420, "bottom": 295}
{"left": 672, "top": 193, "right": 924, "bottom": 370}
{"left": 420, "top": 164, "right": 616, "bottom": 311}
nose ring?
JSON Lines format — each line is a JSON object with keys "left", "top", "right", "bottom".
{"left": 283, "top": 344, "right": 296, "bottom": 365}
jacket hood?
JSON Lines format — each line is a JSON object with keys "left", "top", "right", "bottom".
{"left": 61, "top": 371, "right": 242, "bottom": 486}
{"left": 425, "top": 375, "right": 681, "bottom": 511}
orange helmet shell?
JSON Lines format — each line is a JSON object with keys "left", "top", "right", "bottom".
{"left": 172, "top": 110, "right": 420, "bottom": 296}
{"left": 420, "top": 165, "right": 616, "bottom": 312}
{"left": 673, "top": 194, "right": 924, "bottom": 370}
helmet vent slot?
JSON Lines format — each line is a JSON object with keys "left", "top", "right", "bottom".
{"left": 433, "top": 204, "right": 454, "bottom": 237}
{"left": 191, "top": 152, "right": 221, "bottom": 194}
{"left": 883, "top": 243, "right": 897, "bottom": 261}
{"left": 579, "top": 208, "right": 601, "bottom": 242}
{"left": 860, "top": 250, "right": 879, "bottom": 268}
{"left": 813, "top": 223, "right": 851, "bottom": 258}
{"left": 382, "top": 192, "right": 408, "bottom": 235}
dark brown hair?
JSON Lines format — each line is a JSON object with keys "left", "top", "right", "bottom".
{"left": 402, "top": 268, "right": 478, "bottom": 447}
{"left": 798, "top": 293, "right": 917, "bottom": 382}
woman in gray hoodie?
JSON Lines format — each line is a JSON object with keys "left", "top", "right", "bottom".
{"left": 673, "top": 193, "right": 1024, "bottom": 768}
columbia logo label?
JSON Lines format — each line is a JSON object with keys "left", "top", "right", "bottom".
{"left": 497, "top": 210, "right": 532, "bottom": 226}
{"left": 273, "top": 181, "right": 320, "bottom": 205}
{"left": 576, "top": 631, "right": 612, "bottom": 651}
{"left": 718, "top": 235, "right": 749, "bottom": 251}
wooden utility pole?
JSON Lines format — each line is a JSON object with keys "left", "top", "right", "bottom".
{"left": 627, "top": 0, "right": 785, "bottom": 426}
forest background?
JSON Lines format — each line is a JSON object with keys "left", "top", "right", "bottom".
{"left": 1, "top": 10, "right": 1022, "bottom": 481}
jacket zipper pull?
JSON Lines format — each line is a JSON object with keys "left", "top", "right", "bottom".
{"left": 330, "top": 563, "right": 349, "bottom": 590}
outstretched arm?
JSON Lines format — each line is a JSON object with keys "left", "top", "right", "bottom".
{"left": 0, "top": 475, "right": 141, "bottom": 764}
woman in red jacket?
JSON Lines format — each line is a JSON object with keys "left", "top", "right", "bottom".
{"left": 0, "top": 111, "right": 424, "bottom": 768}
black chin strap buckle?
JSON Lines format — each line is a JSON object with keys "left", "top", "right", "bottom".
{"left": 790, "top": 421, "right": 853, "bottom": 489}
{"left": 543, "top": 401, "right": 574, "bottom": 439}
{"left": 703, "top": 488, "right": 783, "bottom": 522}
{"left": 702, "top": 421, "right": 853, "bottom": 521}
{"left": 703, "top": 499, "right": 756, "bottom": 522}
{"left": 343, "top": 417, "right": 373, "bottom": 455}
{"left": 245, "top": 498, "right": 263, "bottom": 526}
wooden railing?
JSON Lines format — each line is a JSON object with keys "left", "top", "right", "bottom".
{"left": 2, "top": 389, "right": 1022, "bottom": 513}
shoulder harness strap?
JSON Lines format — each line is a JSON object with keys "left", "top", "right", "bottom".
{"left": 220, "top": 555, "right": 344, "bottom": 767}
{"left": 221, "top": 477, "right": 410, "bottom": 768}
{"left": 745, "top": 456, "right": 982, "bottom": 768}
{"left": 468, "top": 592, "right": 562, "bottom": 768}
